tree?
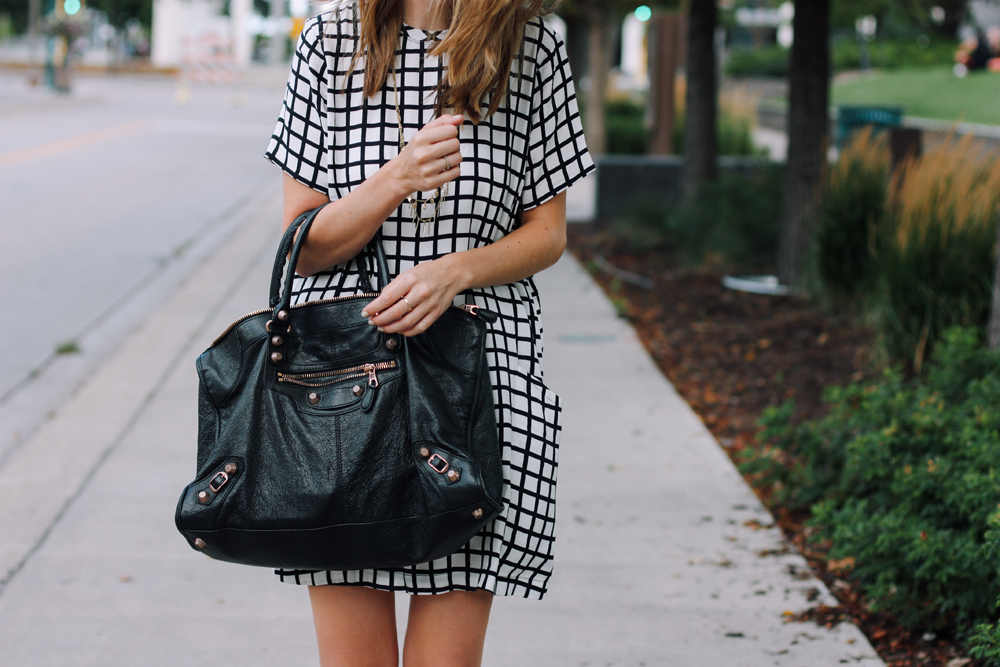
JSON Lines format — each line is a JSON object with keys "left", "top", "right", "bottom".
{"left": 577, "top": 0, "right": 621, "bottom": 155}
{"left": 990, "top": 216, "right": 1000, "bottom": 350}
{"left": 831, "top": 0, "right": 997, "bottom": 36}
{"left": 681, "top": 0, "right": 717, "bottom": 198}
{"left": 777, "top": 0, "right": 831, "bottom": 287}
{"left": 562, "top": 1, "right": 679, "bottom": 155}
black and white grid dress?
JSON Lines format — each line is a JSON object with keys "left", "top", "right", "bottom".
{"left": 264, "top": 1, "right": 593, "bottom": 599}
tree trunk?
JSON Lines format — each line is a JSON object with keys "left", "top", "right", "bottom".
{"left": 583, "top": 4, "right": 615, "bottom": 156}
{"left": 938, "top": 2, "right": 966, "bottom": 38}
{"left": 777, "top": 0, "right": 830, "bottom": 287}
{"left": 681, "top": 0, "right": 717, "bottom": 199}
{"left": 564, "top": 15, "right": 590, "bottom": 90}
{"left": 989, "top": 214, "right": 1000, "bottom": 350}
{"left": 647, "top": 11, "right": 680, "bottom": 155}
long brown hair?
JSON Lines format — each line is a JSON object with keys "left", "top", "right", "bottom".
{"left": 352, "top": 0, "right": 556, "bottom": 121}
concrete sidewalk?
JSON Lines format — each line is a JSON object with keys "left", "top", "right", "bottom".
{"left": 0, "top": 179, "right": 882, "bottom": 665}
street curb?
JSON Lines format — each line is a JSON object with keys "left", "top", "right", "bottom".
{"left": 0, "top": 186, "right": 281, "bottom": 593}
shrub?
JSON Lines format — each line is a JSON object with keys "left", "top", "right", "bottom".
{"left": 875, "top": 134, "right": 1000, "bottom": 371}
{"left": 741, "top": 328, "right": 1000, "bottom": 638}
{"left": 725, "top": 45, "right": 790, "bottom": 78}
{"left": 606, "top": 98, "right": 648, "bottom": 155}
{"left": 606, "top": 82, "right": 764, "bottom": 157}
{"left": 832, "top": 36, "right": 957, "bottom": 71}
{"left": 726, "top": 38, "right": 955, "bottom": 78}
{"left": 970, "top": 615, "right": 1000, "bottom": 667}
{"left": 810, "top": 129, "right": 999, "bottom": 369}
{"left": 812, "top": 127, "right": 890, "bottom": 307}
{"left": 612, "top": 166, "right": 783, "bottom": 269}
{"left": 673, "top": 81, "right": 764, "bottom": 157}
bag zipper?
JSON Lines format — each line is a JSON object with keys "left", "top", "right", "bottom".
{"left": 211, "top": 293, "right": 380, "bottom": 347}
{"left": 213, "top": 297, "right": 495, "bottom": 348}
{"left": 277, "top": 360, "right": 397, "bottom": 388}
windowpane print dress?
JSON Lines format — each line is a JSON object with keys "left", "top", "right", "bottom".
{"left": 264, "top": 1, "right": 594, "bottom": 599}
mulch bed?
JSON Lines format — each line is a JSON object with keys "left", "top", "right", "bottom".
{"left": 565, "top": 225, "right": 977, "bottom": 667}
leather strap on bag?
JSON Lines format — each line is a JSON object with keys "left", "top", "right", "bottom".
{"left": 268, "top": 202, "right": 389, "bottom": 314}
{"left": 269, "top": 205, "right": 392, "bottom": 319}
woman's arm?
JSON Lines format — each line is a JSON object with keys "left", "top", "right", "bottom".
{"left": 282, "top": 114, "right": 465, "bottom": 277}
{"left": 361, "top": 191, "right": 567, "bottom": 336}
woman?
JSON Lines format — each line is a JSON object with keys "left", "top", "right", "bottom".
{"left": 264, "top": 0, "right": 592, "bottom": 663}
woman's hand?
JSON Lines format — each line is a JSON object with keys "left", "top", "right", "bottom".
{"left": 361, "top": 254, "right": 469, "bottom": 337}
{"left": 390, "top": 114, "right": 464, "bottom": 196}
{"left": 280, "top": 114, "right": 465, "bottom": 276}
{"left": 359, "top": 192, "right": 568, "bottom": 338}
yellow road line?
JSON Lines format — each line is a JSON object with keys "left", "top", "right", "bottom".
{"left": 0, "top": 121, "right": 149, "bottom": 169}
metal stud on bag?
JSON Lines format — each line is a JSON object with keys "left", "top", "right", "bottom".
{"left": 472, "top": 508, "right": 484, "bottom": 519}
{"left": 308, "top": 392, "right": 320, "bottom": 405}
{"left": 194, "top": 538, "right": 207, "bottom": 549}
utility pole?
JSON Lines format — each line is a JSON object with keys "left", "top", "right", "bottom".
{"left": 28, "top": 0, "right": 42, "bottom": 69}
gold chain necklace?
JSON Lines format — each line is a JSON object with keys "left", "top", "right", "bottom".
{"left": 392, "top": 56, "right": 445, "bottom": 238}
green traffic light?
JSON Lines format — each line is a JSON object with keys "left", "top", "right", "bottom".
{"left": 64, "top": 0, "right": 81, "bottom": 15}
{"left": 635, "top": 5, "right": 652, "bottom": 22}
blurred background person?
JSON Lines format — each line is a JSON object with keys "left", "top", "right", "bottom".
{"left": 954, "top": 25, "right": 1000, "bottom": 75}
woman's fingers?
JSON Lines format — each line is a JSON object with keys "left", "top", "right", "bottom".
{"left": 359, "top": 260, "right": 462, "bottom": 337}
{"left": 392, "top": 114, "right": 465, "bottom": 193}
{"left": 363, "top": 294, "right": 440, "bottom": 336}
{"left": 361, "top": 274, "right": 426, "bottom": 324}
{"left": 424, "top": 114, "right": 465, "bottom": 130}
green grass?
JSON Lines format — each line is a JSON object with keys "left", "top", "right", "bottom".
{"left": 832, "top": 65, "right": 1000, "bottom": 126}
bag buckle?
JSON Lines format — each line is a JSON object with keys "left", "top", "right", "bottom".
{"left": 209, "top": 471, "right": 229, "bottom": 493}
{"left": 427, "top": 454, "right": 449, "bottom": 474}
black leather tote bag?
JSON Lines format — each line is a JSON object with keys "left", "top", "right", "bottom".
{"left": 175, "top": 205, "right": 504, "bottom": 570}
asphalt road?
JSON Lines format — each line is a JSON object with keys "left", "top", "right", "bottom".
{"left": 0, "top": 66, "right": 290, "bottom": 466}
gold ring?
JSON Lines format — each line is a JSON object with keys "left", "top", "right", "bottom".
{"left": 400, "top": 296, "right": 413, "bottom": 313}
{"left": 444, "top": 154, "right": 451, "bottom": 171}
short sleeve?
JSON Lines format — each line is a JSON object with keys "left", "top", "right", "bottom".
{"left": 520, "top": 27, "right": 595, "bottom": 211}
{"left": 264, "top": 17, "right": 330, "bottom": 194}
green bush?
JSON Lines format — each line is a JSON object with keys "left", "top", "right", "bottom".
{"left": 741, "top": 328, "right": 1000, "bottom": 640}
{"left": 874, "top": 134, "right": 999, "bottom": 371}
{"left": 812, "top": 128, "right": 890, "bottom": 307}
{"left": 672, "top": 107, "right": 761, "bottom": 158}
{"left": 832, "top": 36, "right": 957, "bottom": 71}
{"left": 606, "top": 99, "right": 648, "bottom": 155}
{"left": 809, "top": 130, "right": 999, "bottom": 370}
{"left": 725, "top": 45, "right": 790, "bottom": 78}
{"left": 727, "top": 38, "right": 956, "bottom": 78}
{"left": 606, "top": 93, "right": 763, "bottom": 157}
{"left": 612, "top": 166, "right": 783, "bottom": 269}
{"left": 970, "top": 616, "right": 1000, "bottom": 666}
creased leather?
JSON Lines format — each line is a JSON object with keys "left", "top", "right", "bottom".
{"left": 176, "top": 205, "right": 503, "bottom": 570}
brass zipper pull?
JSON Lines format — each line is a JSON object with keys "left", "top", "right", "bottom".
{"left": 460, "top": 303, "right": 498, "bottom": 323}
{"left": 365, "top": 363, "right": 379, "bottom": 387}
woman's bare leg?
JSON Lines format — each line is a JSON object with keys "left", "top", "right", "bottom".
{"left": 402, "top": 590, "right": 493, "bottom": 667}
{"left": 309, "top": 585, "right": 399, "bottom": 667}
